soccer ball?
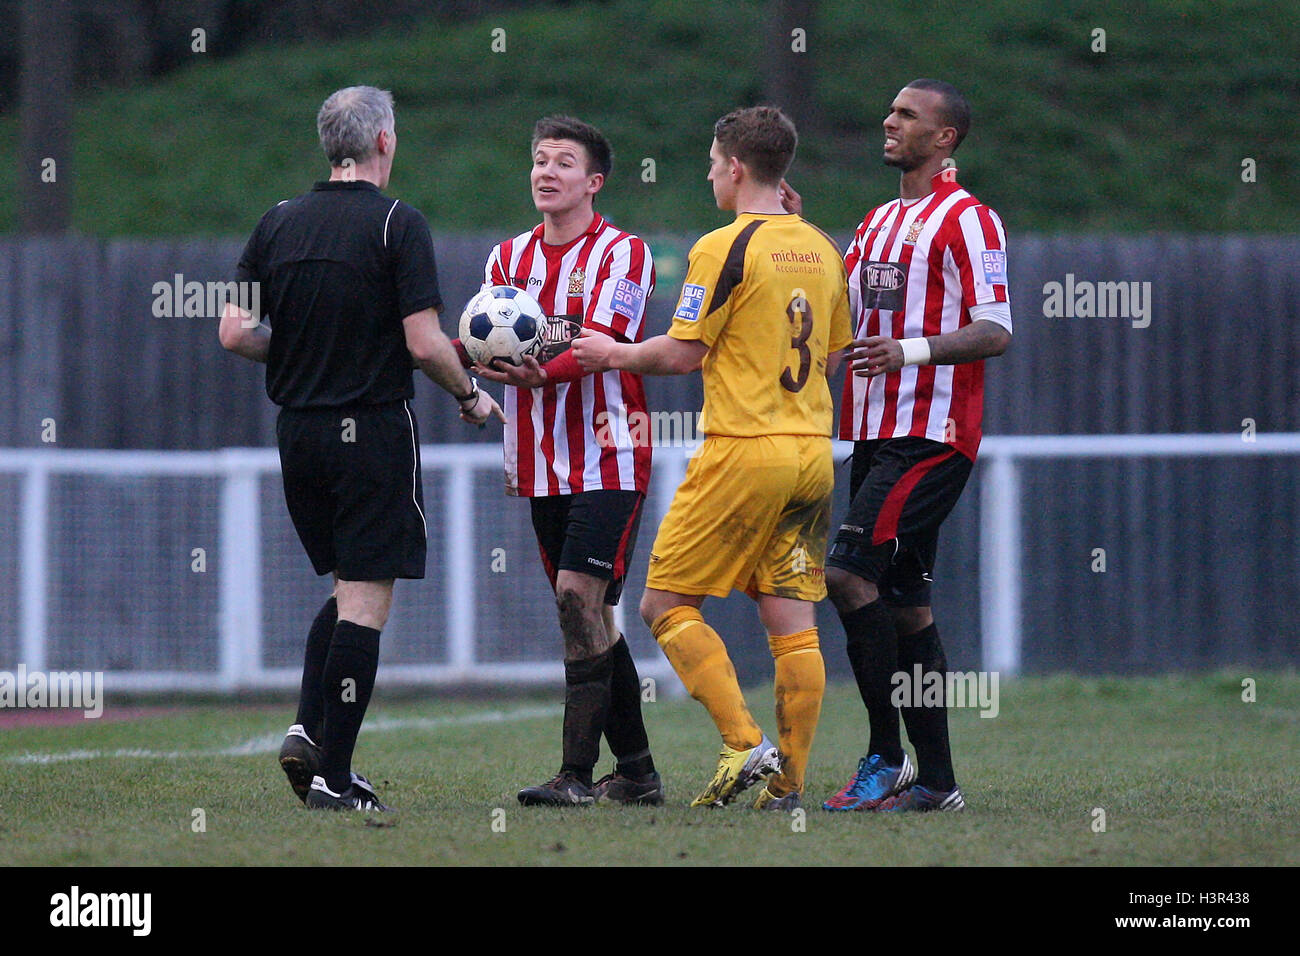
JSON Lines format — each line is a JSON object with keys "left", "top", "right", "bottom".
{"left": 458, "top": 286, "right": 546, "bottom": 367}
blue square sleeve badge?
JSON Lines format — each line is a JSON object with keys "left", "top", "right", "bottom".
{"left": 674, "top": 283, "right": 707, "bottom": 322}
{"left": 980, "top": 250, "right": 1007, "bottom": 285}
{"left": 610, "top": 277, "right": 647, "bottom": 322}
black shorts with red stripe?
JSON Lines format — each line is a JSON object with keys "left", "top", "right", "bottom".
{"left": 529, "top": 490, "right": 644, "bottom": 606}
{"left": 827, "top": 437, "right": 973, "bottom": 607}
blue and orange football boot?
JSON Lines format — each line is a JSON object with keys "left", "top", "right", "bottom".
{"left": 822, "top": 753, "right": 916, "bottom": 811}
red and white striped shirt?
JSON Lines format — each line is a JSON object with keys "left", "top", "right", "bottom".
{"left": 484, "top": 213, "right": 655, "bottom": 496}
{"left": 840, "top": 168, "right": 1009, "bottom": 460}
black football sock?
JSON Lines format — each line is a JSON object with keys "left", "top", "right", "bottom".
{"left": 605, "top": 635, "right": 656, "bottom": 778}
{"left": 318, "top": 620, "right": 381, "bottom": 793}
{"left": 839, "top": 599, "right": 905, "bottom": 765}
{"left": 897, "top": 622, "right": 956, "bottom": 792}
{"left": 560, "top": 646, "right": 615, "bottom": 786}
{"left": 294, "top": 596, "right": 337, "bottom": 741}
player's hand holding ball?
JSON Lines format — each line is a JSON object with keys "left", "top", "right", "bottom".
{"left": 848, "top": 336, "right": 905, "bottom": 377}
{"left": 571, "top": 328, "right": 617, "bottom": 373}
{"left": 475, "top": 353, "right": 548, "bottom": 388}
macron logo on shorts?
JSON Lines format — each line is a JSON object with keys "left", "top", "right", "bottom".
{"left": 674, "top": 283, "right": 706, "bottom": 322}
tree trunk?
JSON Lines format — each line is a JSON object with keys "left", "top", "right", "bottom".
{"left": 19, "top": 0, "right": 74, "bottom": 234}
{"left": 764, "top": 0, "right": 821, "bottom": 133}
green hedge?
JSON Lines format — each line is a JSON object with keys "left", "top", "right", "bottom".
{"left": 2, "top": 0, "right": 1294, "bottom": 235}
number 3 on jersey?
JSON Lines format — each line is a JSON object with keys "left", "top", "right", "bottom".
{"left": 780, "top": 290, "right": 813, "bottom": 393}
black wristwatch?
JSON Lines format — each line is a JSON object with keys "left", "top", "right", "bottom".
{"left": 453, "top": 379, "right": 479, "bottom": 406}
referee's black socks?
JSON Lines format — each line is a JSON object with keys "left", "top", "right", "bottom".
{"left": 294, "top": 595, "right": 338, "bottom": 742}
{"left": 897, "top": 622, "right": 956, "bottom": 792}
{"left": 605, "top": 635, "right": 656, "bottom": 779}
{"left": 560, "top": 647, "right": 615, "bottom": 786}
{"left": 839, "top": 599, "right": 905, "bottom": 765}
{"left": 319, "top": 620, "right": 381, "bottom": 793}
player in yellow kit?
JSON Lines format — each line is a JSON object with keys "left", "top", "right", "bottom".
{"left": 572, "top": 106, "right": 852, "bottom": 809}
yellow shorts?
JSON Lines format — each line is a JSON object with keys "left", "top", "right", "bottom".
{"left": 645, "top": 434, "right": 833, "bottom": 601}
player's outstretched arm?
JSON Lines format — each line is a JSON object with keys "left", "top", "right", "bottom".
{"left": 403, "top": 307, "right": 506, "bottom": 425}
{"left": 848, "top": 319, "right": 1010, "bottom": 378}
{"left": 571, "top": 329, "right": 706, "bottom": 376}
{"left": 218, "top": 301, "right": 271, "bottom": 363}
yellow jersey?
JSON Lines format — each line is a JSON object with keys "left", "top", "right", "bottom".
{"left": 668, "top": 212, "right": 852, "bottom": 438}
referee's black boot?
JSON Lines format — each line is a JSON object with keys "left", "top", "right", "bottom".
{"left": 278, "top": 724, "right": 322, "bottom": 803}
{"left": 305, "top": 772, "right": 391, "bottom": 812}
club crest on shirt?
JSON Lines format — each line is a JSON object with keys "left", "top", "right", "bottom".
{"left": 904, "top": 217, "right": 926, "bottom": 244}
{"left": 567, "top": 267, "right": 586, "bottom": 297}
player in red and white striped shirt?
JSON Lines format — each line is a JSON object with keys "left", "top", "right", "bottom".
{"left": 472, "top": 116, "right": 661, "bottom": 807}
{"left": 481, "top": 209, "right": 654, "bottom": 499}
{"left": 790, "top": 80, "right": 1012, "bottom": 813}
{"left": 838, "top": 142, "right": 1009, "bottom": 461}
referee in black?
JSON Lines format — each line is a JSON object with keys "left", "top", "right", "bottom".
{"left": 219, "top": 85, "right": 504, "bottom": 812}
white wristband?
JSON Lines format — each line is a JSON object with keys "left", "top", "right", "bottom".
{"left": 900, "top": 337, "right": 931, "bottom": 367}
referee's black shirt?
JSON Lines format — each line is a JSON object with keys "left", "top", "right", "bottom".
{"left": 235, "top": 180, "right": 443, "bottom": 408}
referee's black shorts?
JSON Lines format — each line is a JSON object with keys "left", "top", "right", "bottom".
{"left": 826, "top": 437, "right": 973, "bottom": 607}
{"left": 529, "top": 490, "right": 644, "bottom": 606}
{"left": 276, "top": 399, "right": 427, "bottom": 580}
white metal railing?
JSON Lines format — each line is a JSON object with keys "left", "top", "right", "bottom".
{"left": 2, "top": 433, "right": 1297, "bottom": 689}
{"left": 976, "top": 432, "right": 1300, "bottom": 674}
{"left": 0, "top": 444, "right": 681, "bottom": 692}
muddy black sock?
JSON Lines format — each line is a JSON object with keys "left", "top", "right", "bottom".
{"left": 897, "top": 623, "right": 956, "bottom": 792}
{"left": 605, "top": 635, "right": 655, "bottom": 778}
{"left": 840, "top": 599, "right": 904, "bottom": 765}
{"left": 294, "top": 596, "right": 337, "bottom": 741}
{"left": 559, "top": 647, "right": 615, "bottom": 786}
{"left": 318, "top": 620, "right": 380, "bottom": 793}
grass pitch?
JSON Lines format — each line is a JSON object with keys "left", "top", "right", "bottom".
{"left": 1, "top": 673, "right": 1296, "bottom": 866}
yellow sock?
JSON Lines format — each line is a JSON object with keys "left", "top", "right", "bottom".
{"left": 652, "top": 606, "right": 763, "bottom": 751}
{"left": 767, "top": 627, "right": 825, "bottom": 796}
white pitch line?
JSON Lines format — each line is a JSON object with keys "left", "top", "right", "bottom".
{"left": 3, "top": 704, "right": 561, "bottom": 765}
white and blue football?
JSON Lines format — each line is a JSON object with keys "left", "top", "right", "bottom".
{"left": 458, "top": 285, "right": 546, "bottom": 367}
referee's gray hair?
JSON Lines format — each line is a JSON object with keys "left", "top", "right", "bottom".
{"left": 317, "top": 86, "right": 395, "bottom": 167}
